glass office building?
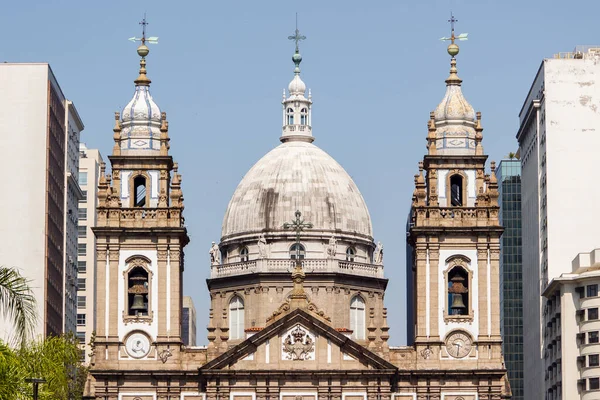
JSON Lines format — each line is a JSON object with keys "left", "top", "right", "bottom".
{"left": 496, "top": 159, "right": 524, "bottom": 400}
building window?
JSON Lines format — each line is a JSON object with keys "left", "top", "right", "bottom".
{"left": 450, "top": 174, "right": 463, "bottom": 206}
{"left": 300, "top": 108, "right": 308, "bottom": 125}
{"left": 133, "top": 176, "right": 147, "bottom": 207}
{"left": 77, "top": 261, "right": 86, "bottom": 273}
{"left": 77, "top": 278, "right": 86, "bottom": 291}
{"left": 346, "top": 247, "right": 356, "bottom": 262}
{"left": 290, "top": 243, "right": 305, "bottom": 260}
{"left": 350, "top": 295, "right": 366, "bottom": 340}
{"left": 78, "top": 225, "right": 86, "bottom": 238}
{"left": 448, "top": 266, "right": 469, "bottom": 316}
{"left": 78, "top": 243, "right": 86, "bottom": 256}
{"left": 286, "top": 108, "right": 294, "bottom": 125}
{"left": 78, "top": 207, "right": 87, "bottom": 221}
{"left": 79, "top": 172, "right": 88, "bottom": 185}
{"left": 229, "top": 296, "right": 245, "bottom": 340}
{"left": 127, "top": 266, "right": 149, "bottom": 316}
{"left": 590, "top": 354, "right": 600, "bottom": 367}
{"left": 590, "top": 377, "right": 600, "bottom": 390}
{"left": 588, "top": 285, "right": 599, "bottom": 298}
{"left": 77, "top": 296, "right": 86, "bottom": 308}
{"left": 589, "top": 308, "right": 599, "bottom": 321}
{"left": 76, "top": 331, "right": 86, "bottom": 344}
{"left": 240, "top": 247, "right": 249, "bottom": 262}
{"left": 80, "top": 190, "right": 87, "bottom": 202}
{"left": 589, "top": 331, "right": 599, "bottom": 344}
{"left": 77, "top": 314, "right": 86, "bottom": 326}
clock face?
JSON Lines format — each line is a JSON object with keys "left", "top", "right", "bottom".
{"left": 445, "top": 331, "right": 472, "bottom": 359}
{"left": 125, "top": 332, "right": 151, "bottom": 359}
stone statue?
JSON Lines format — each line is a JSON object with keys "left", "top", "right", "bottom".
{"left": 326, "top": 235, "right": 337, "bottom": 258}
{"left": 257, "top": 234, "right": 268, "bottom": 258}
{"left": 374, "top": 241, "right": 384, "bottom": 265}
{"left": 209, "top": 241, "right": 221, "bottom": 265}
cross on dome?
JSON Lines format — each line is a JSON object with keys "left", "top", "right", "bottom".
{"left": 432, "top": 13, "right": 478, "bottom": 155}
{"left": 118, "top": 15, "right": 163, "bottom": 155}
{"left": 281, "top": 16, "right": 314, "bottom": 143}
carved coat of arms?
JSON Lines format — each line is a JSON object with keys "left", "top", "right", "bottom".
{"left": 282, "top": 326, "right": 315, "bottom": 361}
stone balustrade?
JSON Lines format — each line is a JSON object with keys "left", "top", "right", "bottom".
{"left": 96, "top": 207, "right": 185, "bottom": 228}
{"left": 412, "top": 206, "right": 499, "bottom": 228}
{"left": 211, "top": 258, "right": 384, "bottom": 279}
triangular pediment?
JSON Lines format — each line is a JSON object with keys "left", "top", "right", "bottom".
{"left": 200, "top": 308, "right": 396, "bottom": 371}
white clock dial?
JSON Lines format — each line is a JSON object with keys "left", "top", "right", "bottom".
{"left": 445, "top": 331, "right": 472, "bottom": 359}
{"left": 126, "top": 332, "right": 151, "bottom": 359}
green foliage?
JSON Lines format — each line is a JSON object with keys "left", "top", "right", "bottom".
{"left": 0, "top": 266, "right": 37, "bottom": 346}
{"left": 0, "top": 334, "right": 87, "bottom": 400}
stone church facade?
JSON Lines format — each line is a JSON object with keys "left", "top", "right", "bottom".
{"left": 86, "top": 26, "right": 511, "bottom": 400}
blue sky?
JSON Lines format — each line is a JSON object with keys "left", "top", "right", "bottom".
{"left": 2, "top": 0, "right": 598, "bottom": 345}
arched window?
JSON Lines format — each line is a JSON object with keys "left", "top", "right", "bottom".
{"left": 229, "top": 296, "right": 245, "bottom": 340}
{"left": 240, "top": 247, "right": 249, "bottom": 262}
{"left": 133, "top": 176, "right": 147, "bottom": 207}
{"left": 450, "top": 174, "right": 463, "bottom": 206}
{"left": 127, "top": 267, "right": 149, "bottom": 316}
{"left": 290, "top": 243, "right": 305, "bottom": 260}
{"left": 300, "top": 108, "right": 308, "bottom": 125}
{"left": 448, "top": 266, "right": 469, "bottom": 316}
{"left": 286, "top": 108, "right": 294, "bottom": 125}
{"left": 350, "top": 295, "right": 365, "bottom": 340}
{"left": 346, "top": 247, "right": 356, "bottom": 262}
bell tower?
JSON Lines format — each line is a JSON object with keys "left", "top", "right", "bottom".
{"left": 407, "top": 17, "right": 504, "bottom": 369}
{"left": 92, "top": 18, "right": 189, "bottom": 366}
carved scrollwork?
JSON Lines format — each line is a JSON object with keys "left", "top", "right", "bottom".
{"left": 282, "top": 325, "right": 315, "bottom": 361}
{"left": 158, "top": 348, "right": 173, "bottom": 363}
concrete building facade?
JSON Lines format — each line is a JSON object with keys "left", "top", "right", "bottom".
{"left": 0, "top": 63, "right": 81, "bottom": 341}
{"left": 496, "top": 159, "right": 524, "bottom": 400}
{"left": 516, "top": 46, "right": 600, "bottom": 399}
{"left": 77, "top": 144, "right": 103, "bottom": 362}
{"left": 542, "top": 248, "right": 600, "bottom": 399}
{"left": 182, "top": 296, "right": 197, "bottom": 347}
{"left": 64, "top": 100, "right": 85, "bottom": 334}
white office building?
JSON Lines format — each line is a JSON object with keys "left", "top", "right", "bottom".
{"left": 517, "top": 46, "right": 600, "bottom": 399}
{"left": 76, "top": 143, "right": 103, "bottom": 362}
{"left": 0, "top": 63, "right": 82, "bottom": 341}
{"left": 543, "top": 248, "right": 600, "bottom": 399}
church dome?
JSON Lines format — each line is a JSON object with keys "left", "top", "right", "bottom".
{"left": 118, "top": 43, "right": 162, "bottom": 154}
{"left": 221, "top": 141, "right": 373, "bottom": 240}
{"left": 431, "top": 44, "right": 478, "bottom": 155}
{"left": 434, "top": 83, "right": 475, "bottom": 122}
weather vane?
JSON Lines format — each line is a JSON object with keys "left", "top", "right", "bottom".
{"left": 288, "top": 13, "right": 306, "bottom": 52}
{"left": 128, "top": 14, "right": 159, "bottom": 46}
{"left": 440, "top": 12, "right": 468, "bottom": 44}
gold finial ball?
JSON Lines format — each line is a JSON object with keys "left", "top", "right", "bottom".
{"left": 137, "top": 44, "right": 150, "bottom": 58}
{"left": 447, "top": 43, "right": 459, "bottom": 57}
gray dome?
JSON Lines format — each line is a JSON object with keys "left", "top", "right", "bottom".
{"left": 221, "top": 141, "right": 373, "bottom": 240}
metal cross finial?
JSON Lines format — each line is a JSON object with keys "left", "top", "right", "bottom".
{"left": 139, "top": 13, "right": 148, "bottom": 43}
{"left": 283, "top": 210, "right": 313, "bottom": 259}
{"left": 448, "top": 12, "right": 458, "bottom": 40}
{"left": 128, "top": 14, "right": 159, "bottom": 45}
{"left": 288, "top": 13, "right": 306, "bottom": 53}
{"left": 440, "top": 12, "right": 468, "bottom": 45}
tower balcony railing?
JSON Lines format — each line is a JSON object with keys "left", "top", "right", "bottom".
{"left": 282, "top": 125, "right": 312, "bottom": 133}
{"left": 412, "top": 206, "right": 499, "bottom": 228}
{"left": 211, "top": 258, "right": 384, "bottom": 279}
{"left": 96, "top": 207, "right": 185, "bottom": 228}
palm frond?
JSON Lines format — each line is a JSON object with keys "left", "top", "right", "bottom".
{"left": 0, "top": 267, "right": 37, "bottom": 346}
